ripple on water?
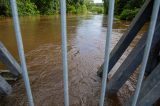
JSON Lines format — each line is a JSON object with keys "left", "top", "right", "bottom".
{"left": 0, "top": 15, "right": 146, "bottom": 106}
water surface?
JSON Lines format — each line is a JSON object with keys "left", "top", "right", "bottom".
{"left": 0, "top": 15, "right": 148, "bottom": 106}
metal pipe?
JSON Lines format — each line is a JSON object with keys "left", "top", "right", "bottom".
{"left": 131, "top": 0, "right": 160, "bottom": 106}
{"left": 60, "top": 0, "right": 69, "bottom": 106}
{"left": 99, "top": 0, "right": 115, "bottom": 106}
{"left": 10, "top": 0, "right": 34, "bottom": 106}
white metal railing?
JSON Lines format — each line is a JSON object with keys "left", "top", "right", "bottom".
{"left": 99, "top": 0, "right": 115, "bottom": 106}
{"left": 60, "top": 0, "right": 69, "bottom": 106}
{"left": 10, "top": 0, "right": 34, "bottom": 106}
{"left": 9, "top": 0, "right": 160, "bottom": 106}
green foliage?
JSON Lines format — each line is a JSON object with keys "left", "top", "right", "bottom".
{"left": 0, "top": 0, "right": 94, "bottom": 16}
{"left": 76, "top": 4, "right": 88, "bottom": 14}
{"left": 125, "top": 0, "right": 144, "bottom": 9}
{"left": 103, "top": 0, "right": 108, "bottom": 14}
{"left": 114, "top": 0, "right": 144, "bottom": 20}
{"left": 67, "top": 5, "right": 76, "bottom": 14}
{"left": 91, "top": 6, "right": 104, "bottom": 14}
{"left": 0, "top": 0, "right": 39, "bottom": 16}
{"left": 0, "top": 0, "right": 10, "bottom": 16}
{"left": 84, "top": 0, "right": 93, "bottom": 10}
{"left": 67, "top": 0, "right": 93, "bottom": 14}
{"left": 31, "top": 0, "right": 55, "bottom": 15}
{"left": 119, "top": 8, "right": 139, "bottom": 20}
{"left": 0, "top": 0, "right": 146, "bottom": 18}
{"left": 17, "top": 1, "right": 39, "bottom": 16}
{"left": 115, "top": 0, "right": 128, "bottom": 15}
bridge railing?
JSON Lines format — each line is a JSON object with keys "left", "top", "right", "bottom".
{"left": 10, "top": 0, "right": 34, "bottom": 106}
{"left": 9, "top": 0, "right": 160, "bottom": 106}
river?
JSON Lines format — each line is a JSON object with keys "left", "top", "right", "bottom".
{"left": 0, "top": 15, "right": 148, "bottom": 106}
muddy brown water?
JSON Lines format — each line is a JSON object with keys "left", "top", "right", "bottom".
{"left": 0, "top": 15, "right": 148, "bottom": 106}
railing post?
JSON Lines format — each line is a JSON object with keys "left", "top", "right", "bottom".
{"left": 99, "top": 0, "right": 115, "bottom": 106}
{"left": 60, "top": 0, "right": 69, "bottom": 106}
{"left": 10, "top": 0, "right": 34, "bottom": 106}
{"left": 131, "top": 0, "right": 160, "bottom": 106}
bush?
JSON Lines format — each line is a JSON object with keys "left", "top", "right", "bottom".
{"left": 17, "top": 1, "right": 39, "bottom": 16}
{"left": 0, "top": 1, "right": 10, "bottom": 16}
{"left": 91, "top": 6, "right": 104, "bottom": 14}
{"left": 119, "top": 8, "right": 139, "bottom": 20}
{"left": 67, "top": 5, "right": 76, "bottom": 14}
{"left": 81, "top": 4, "right": 88, "bottom": 14}
{"left": 76, "top": 4, "right": 88, "bottom": 14}
{"left": 31, "top": 0, "right": 54, "bottom": 15}
{"left": 0, "top": 0, "right": 93, "bottom": 16}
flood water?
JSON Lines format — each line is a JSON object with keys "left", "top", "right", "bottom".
{"left": 0, "top": 15, "right": 148, "bottom": 106}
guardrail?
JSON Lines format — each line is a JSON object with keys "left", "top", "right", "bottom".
{"left": 9, "top": 0, "right": 160, "bottom": 106}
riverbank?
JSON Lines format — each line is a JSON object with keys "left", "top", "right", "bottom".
{"left": 0, "top": 0, "right": 104, "bottom": 17}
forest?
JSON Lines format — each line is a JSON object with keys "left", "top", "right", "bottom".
{"left": 0, "top": 0, "right": 145, "bottom": 20}
{"left": 114, "top": 0, "right": 145, "bottom": 20}
{"left": 0, "top": 0, "right": 96, "bottom": 16}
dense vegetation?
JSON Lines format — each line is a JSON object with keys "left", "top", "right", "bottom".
{"left": 90, "top": 3, "right": 104, "bottom": 14}
{"left": 115, "top": 0, "right": 145, "bottom": 20}
{"left": 0, "top": 0, "right": 100, "bottom": 16}
{"left": 103, "top": 0, "right": 145, "bottom": 20}
{"left": 0, "top": 0, "right": 145, "bottom": 20}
